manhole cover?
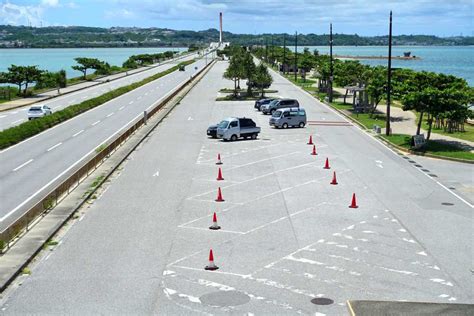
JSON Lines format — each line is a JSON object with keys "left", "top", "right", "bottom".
{"left": 421, "top": 169, "right": 430, "bottom": 172}
{"left": 415, "top": 164, "right": 423, "bottom": 167}
{"left": 200, "top": 291, "right": 250, "bottom": 307}
{"left": 442, "top": 202, "right": 454, "bottom": 206}
{"left": 429, "top": 174, "right": 438, "bottom": 178}
{"left": 311, "top": 298, "right": 334, "bottom": 305}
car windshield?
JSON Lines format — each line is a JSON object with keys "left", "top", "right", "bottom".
{"left": 272, "top": 110, "right": 282, "bottom": 118}
{"left": 218, "top": 120, "right": 229, "bottom": 129}
{"left": 29, "top": 107, "right": 42, "bottom": 112}
{"left": 268, "top": 100, "right": 279, "bottom": 106}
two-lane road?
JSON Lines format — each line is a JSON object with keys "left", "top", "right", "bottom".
{"left": 0, "top": 57, "right": 208, "bottom": 230}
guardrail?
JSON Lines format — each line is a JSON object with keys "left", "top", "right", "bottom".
{"left": 0, "top": 57, "right": 216, "bottom": 251}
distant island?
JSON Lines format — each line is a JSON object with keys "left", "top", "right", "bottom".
{"left": 0, "top": 25, "right": 473, "bottom": 48}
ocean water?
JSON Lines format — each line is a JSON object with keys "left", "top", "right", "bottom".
{"left": 297, "top": 46, "right": 474, "bottom": 86}
{"left": 0, "top": 47, "right": 187, "bottom": 79}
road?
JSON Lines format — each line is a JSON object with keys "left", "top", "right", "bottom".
{"left": 0, "top": 57, "right": 208, "bottom": 230}
{"left": 0, "top": 52, "right": 199, "bottom": 130}
{"left": 0, "top": 61, "right": 472, "bottom": 315}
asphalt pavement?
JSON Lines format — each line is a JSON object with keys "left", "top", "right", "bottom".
{"left": 0, "top": 61, "right": 472, "bottom": 315}
{"left": 0, "top": 52, "right": 199, "bottom": 130}
{"left": 0, "top": 57, "right": 208, "bottom": 230}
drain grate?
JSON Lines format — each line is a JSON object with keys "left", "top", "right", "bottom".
{"left": 421, "top": 169, "right": 430, "bottom": 172}
{"left": 429, "top": 174, "right": 438, "bottom": 178}
{"left": 442, "top": 202, "right": 454, "bottom": 206}
{"left": 403, "top": 156, "right": 410, "bottom": 159}
{"left": 415, "top": 164, "right": 423, "bottom": 167}
{"left": 311, "top": 298, "right": 334, "bottom": 305}
{"left": 449, "top": 187, "right": 456, "bottom": 190}
{"left": 200, "top": 291, "right": 250, "bottom": 307}
{"left": 408, "top": 160, "right": 416, "bottom": 163}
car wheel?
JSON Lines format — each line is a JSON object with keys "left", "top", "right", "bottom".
{"left": 251, "top": 133, "right": 257, "bottom": 139}
{"left": 299, "top": 122, "right": 305, "bottom": 128}
{"left": 270, "top": 109, "right": 275, "bottom": 115}
{"left": 231, "top": 134, "right": 237, "bottom": 141}
{"left": 282, "top": 123, "right": 288, "bottom": 129}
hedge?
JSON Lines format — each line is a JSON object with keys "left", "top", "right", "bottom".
{"left": 0, "top": 60, "right": 195, "bottom": 149}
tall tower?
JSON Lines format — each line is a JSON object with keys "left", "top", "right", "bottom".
{"left": 219, "top": 12, "right": 223, "bottom": 44}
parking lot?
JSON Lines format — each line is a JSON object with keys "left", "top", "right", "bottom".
{"left": 2, "top": 61, "right": 471, "bottom": 315}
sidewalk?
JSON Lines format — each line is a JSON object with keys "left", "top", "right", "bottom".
{"left": 332, "top": 86, "right": 474, "bottom": 152}
{"left": 0, "top": 53, "right": 192, "bottom": 112}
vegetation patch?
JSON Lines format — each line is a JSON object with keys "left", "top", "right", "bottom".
{"left": 0, "top": 60, "right": 194, "bottom": 149}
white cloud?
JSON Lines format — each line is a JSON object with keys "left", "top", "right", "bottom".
{"left": 105, "top": 9, "right": 136, "bottom": 19}
{"left": 0, "top": 2, "right": 44, "bottom": 26}
{"left": 41, "top": 0, "right": 60, "bottom": 7}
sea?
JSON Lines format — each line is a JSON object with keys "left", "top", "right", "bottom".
{"left": 0, "top": 46, "right": 472, "bottom": 85}
{"left": 0, "top": 47, "right": 187, "bottom": 80}
{"left": 295, "top": 46, "right": 473, "bottom": 86}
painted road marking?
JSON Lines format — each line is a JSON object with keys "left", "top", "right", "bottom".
{"left": 119, "top": 106, "right": 125, "bottom": 110}
{"left": 0, "top": 115, "right": 7, "bottom": 118}
{"left": 72, "top": 130, "right": 84, "bottom": 137}
{"left": 47, "top": 142, "right": 62, "bottom": 152}
{"left": 153, "top": 170, "right": 160, "bottom": 177}
{"left": 187, "top": 116, "right": 193, "bottom": 121}
{"left": 92, "top": 120, "right": 101, "bottom": 126}
{"left": 12, "top": 119, "right": 24, "bottom": 124}
{"left": 13, "top": 159, "right": 33, "bottom": 171}
{"left": 129, "top": 101, "right": 134, "bottom": 105}
{"left": 106, "top": 113, "right": 114, "bottom": 117}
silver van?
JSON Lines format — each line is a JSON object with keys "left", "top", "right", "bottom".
{"left": 269, "top": 107, "right": 306, "bottom": 128}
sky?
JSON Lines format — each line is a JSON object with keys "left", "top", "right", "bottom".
{"left": 0, "top": 0, "right": 473, "bottom": 36}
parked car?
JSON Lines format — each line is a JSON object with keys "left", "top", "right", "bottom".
{"left": 207, "top": 123, "right": 218, "bottom": 138}
{"left": 216, "top": 117, "right": 261, "bottom": 141}
{"left": 261, "top": 98, "right": 299, "bottom": 115}
{"left": 27, "top": 105, "right": 52, "bottom": 120}
{"left": 254, "top": 98, "right": 277, "bottom": 111}
{"left": 269, "top": 107, "right": 306, "bottom": 128}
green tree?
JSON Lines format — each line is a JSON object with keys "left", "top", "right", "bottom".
{"left": 72, "top": 57, "right": 101, "bottom": 79}
{"left": 223, "top": 53, "right": 245, "bottom": 96}
{"left": 242, "top": 52, "right": 256, "bottom": 96}
{"left": 366, "top": 66, "right": 387, "bottom": 116}
{"left": 7, "top": 65, "right": 43, "bottom": 95}
{"left": 298, "top": 49, "right": 314, "bottom": 82}
{"left": 253, "top": 63, "right": 273, "bottom": 97}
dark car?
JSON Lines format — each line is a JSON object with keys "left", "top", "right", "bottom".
{"left": 261, "top": 98, "right": 300, "bottom": 115}
{"left": 254, "top": 98, "right": 277, "bottom": 111}
{"left": 207, "top": 124, "right": 218, "bottom": 138}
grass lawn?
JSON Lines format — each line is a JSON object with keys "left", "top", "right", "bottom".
{"left": 411, "top": 111, "right": 474, "bottom": 143}
{"left": 381, "top": 134, "right": 474, "bottom": 161}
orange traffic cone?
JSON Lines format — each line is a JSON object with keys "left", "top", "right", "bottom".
{"left": 209, "top": 212, "right": 221, "bottom": 230}
{"left": 307, "top": 135, "right": 313, "bottom": 145}
{"left": 216, "top": 153, "right": 223, "bottom": 165}
{"left": 324, "top": 158, "right": 330, "bottom": 169}
{"left": 216, "top": 167, "right": 224, "bottom": 181}
{"left": 204, "top": 249, "right": 219, "bottom": 270}
{"left": 349, "top": 193, "right": 358, "bottom": 208}
{"left": 311, "top": 144, "right": 317, "bottom": 156}
{"left": 215, "top": 187, "right": 224, "bottom": 202}
{"left": 330, "top": 171, "right": 338, "bottom": 185}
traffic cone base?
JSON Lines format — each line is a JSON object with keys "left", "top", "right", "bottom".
{"left": 307, "top": 135, "right": 313, "bottom": 145}
{"left": 216, "top": 153, "right": 223, "bottom": 165}
{"left": 215, "top": 187, "right": 224, "bottom": 202}
{"left": 330, "top": 171, "right": 338, "bottom": 185}
{"left": 324, "top": 158, "right": 330, "bottom": 169}
{"left": 349, "top": 193, "right": 358, "bottom": 208}
{"left": 216, "top": 167, "right": 224, "bottom": 181}
{"left": 311, "top": 145, "right": 317, "bottom": 156}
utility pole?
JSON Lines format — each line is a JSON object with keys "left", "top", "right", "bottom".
{"left": 386, "top": 11, "right": 392, "bottom": 136}
{"left": 265, "top": 37, "right": 268, "bottom": 62}
{"left": 283, "top": 34, "right": 286, "bottom": 74}
{"left": 271, "top": 34, "right": 274, "bottom": 65}
{"left": 329, "top": 23, "right": 334, "bottom": 103}
{"left": 294, "top": 31, "right": 298, "bottom": 82}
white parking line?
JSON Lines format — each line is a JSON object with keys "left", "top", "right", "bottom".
{"left": 119, "top": 106, "right": 125, "bottom": 111}
{"left": 92, "top": 120, "right": 101, "bottom": 126}
{"left": 0, "top": 115, "right": 7, "bottom": 118}
{"left": 47, "top": 142, "right": 62, "bottom": 152}
{"left": 72, "top": 130, "right": 84, "bottom": 137}
{"left": 129, "top": 101, "right": 134, "bottom": 105}
{"left": 13, "top": 159, "right": 33, "bottom": 171}
{"left": 11, "top": 119, "right": 24, "bottom": 124}
{"left": 106, "top": 113, "right": 114, "bottom": 117}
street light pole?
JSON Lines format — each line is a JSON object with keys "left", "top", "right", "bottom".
{"left": 271, "top": 34, "right": 274, "bottom": 64}
{"left": 386, "top": 11, "right": 392, "bottom": 136}
{"left": 294, "top": 31, "right": 298, "bottom": 82}
{"left": 283, "top": 34, "right": 286, "bottom": 74}
{"left": 265, "top": 36, "right": 268, "bottom": 62}
{"left": 329, "top": 23, "right": 334, "bottom": 103}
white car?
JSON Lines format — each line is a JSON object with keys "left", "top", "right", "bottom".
{"left": 27, "top": 105, "right": 52, "bottom": 120}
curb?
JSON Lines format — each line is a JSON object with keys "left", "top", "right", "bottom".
{"left": 0, "top": 59, "right": 216, "bottom": 293}
{"left": 0, "top": 52, "right": 195, "bottom": 112}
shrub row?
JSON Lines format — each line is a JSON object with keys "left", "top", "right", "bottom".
{"left": 0, "top": 59, "right": 195, "bottom": 149}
